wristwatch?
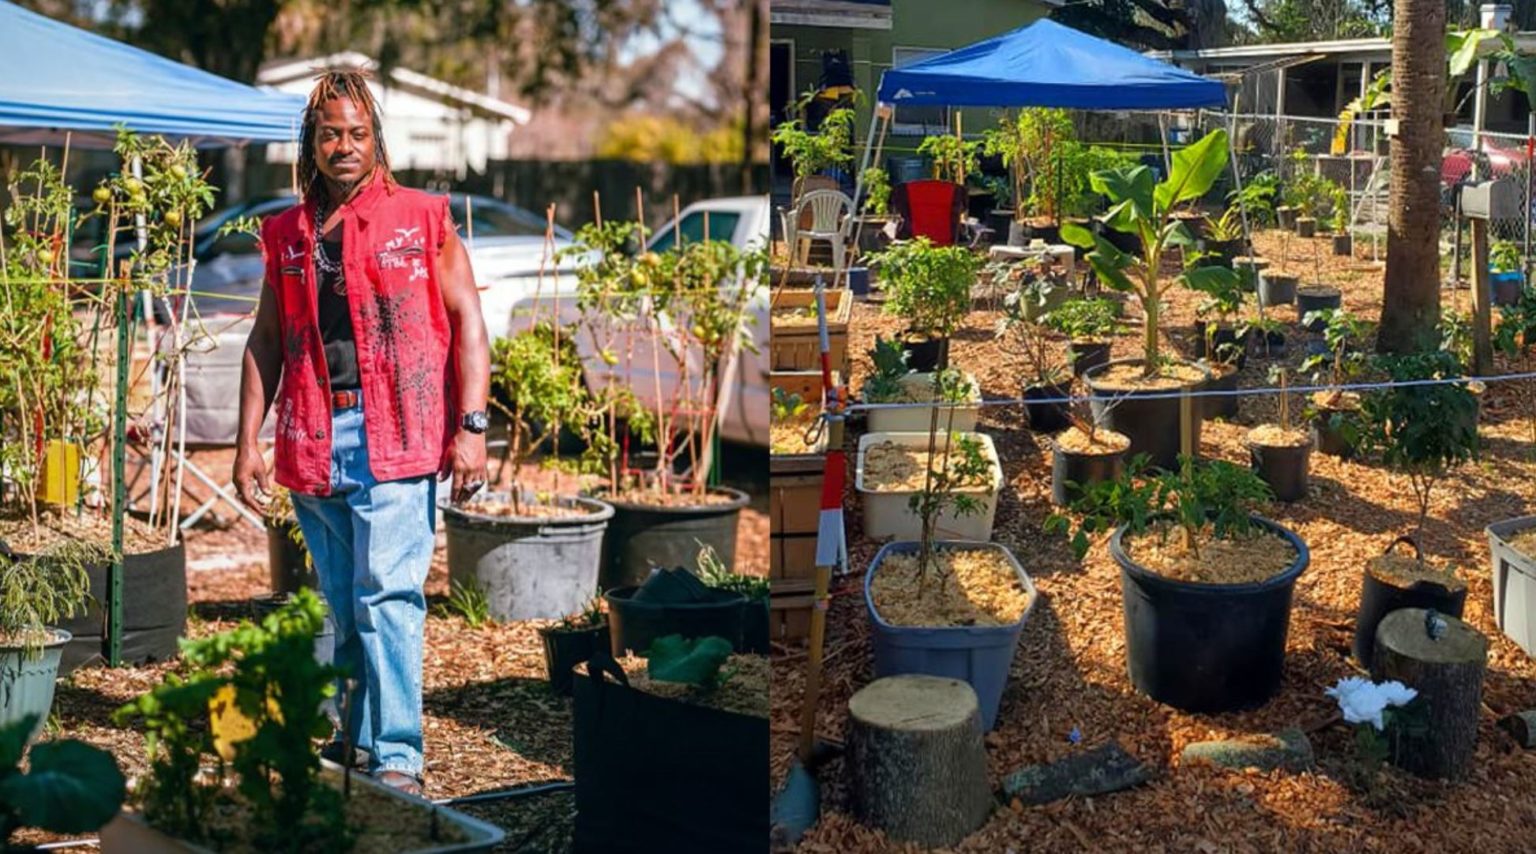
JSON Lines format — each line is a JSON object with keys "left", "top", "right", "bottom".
{"left": 460, "top": 410, "right": 489, "bottom": 434}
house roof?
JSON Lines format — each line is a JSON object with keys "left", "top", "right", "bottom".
{"left": 258, "top": 52, "right": 531, "bottom": 124}
{"left": 1155, "top": 32, "right": 1536, "bottom": 66}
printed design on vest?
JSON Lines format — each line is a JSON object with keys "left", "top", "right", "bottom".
{"left": 283, "top": 323, "right": 316, "bottom": 370}
{"left": 358, "top": 285, "right": 434, "bottom": 451}
{"left": 276, "top": 397, "right": 306, "bottom": 444}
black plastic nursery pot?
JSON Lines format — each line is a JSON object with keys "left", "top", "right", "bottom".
{"left": 1027, "top": 220, "right": 1061, "bottom": 246}
{"left": 1258, "top": 273, "right": 1298, "bottom": 309}
{"left": 1312, "top": 402, "right": 1362, "bottom": 459}
{"left": 1248, "top": 433, "right": 1314, "bottom": 503}
{"left": 901, "top": 334, "right": 944, "bottom": 373}
{"left": 1192, "top": 322, "right": 1246, "bottom": 370}
{"left": 1199, "top": 238, "right": 1243, "bottom": 265}
{"left": 1051, "top": 437, "right": 1127, "bottom": 507}
{"left": 1296, "top": 285, "right": 1342, "bottom": 332}
{"left": 1068, "top": 339, "right": 1112, "bottom": 378}
{"left": 1352, "top": 537, "right": 1468, "bottom": 667}
{"left": 741, "top": 598, "right": 770, "bottom": 654}
{"left": 1333, "top": 234, "right": 1353, "bottom": 256}
{"left": 604, "top": 585, "right": 748, "bottom": 657}
{"left": 598, "top": 487, "right": 748, "bottom": 590}
{"left": 539, "top": 622, "right": 610, "bottom": 696}
{"left": 1084, "top": 359, "right": 1208, "bottom": 471}
{"left": 1112, "top": 516, "right": 1310, "bottom": 713}
{"left": 572, "top": 660, "right": 768, "bottom": 853}
{"left": 1295, "top": 217, "right": 1317, "bottom": 238}
{"left": 1249, "top": 328, "right": 1288, "bottom": 359}
{"left": 1200, "top": 367, "right": 1240, "bottom": 421}
{"left": 1276, "top": 206, "right": 1296, "bottom": 230}
{"left": 56, "top": 542, "right": 186, "bottom": 674}
{"left": 1024, "top": 381, "right": 1072, "bottom": 433}
{"left": 266, "top": 519, "right": 315, "bottom": 595}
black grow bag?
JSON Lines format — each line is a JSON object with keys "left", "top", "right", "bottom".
{"left": 572, "top": 659, "right": 768, "bottom": 853}
{"left": 1352, "top": 536, "right": 1467, "bottom": 666}
{"left": 1111, "top": 516, "right": 1309, "bottom": 713}
{"left": 56, "top": 543, "right": 186, "bottom": 674}
{"left": 540, "top": 623, "right": 611, "bottom": 696}
{"left": 605, "top": 585, "right": 747, "bottom": 656}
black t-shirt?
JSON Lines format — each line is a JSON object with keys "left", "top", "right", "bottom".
{"left": 316, "top": 231, "right": 360, "bottom": 391}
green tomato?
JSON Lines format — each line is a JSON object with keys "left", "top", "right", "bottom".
{"left": 170, "top": 164, "right": 187, "bottom": 180}
{"left": 163, "top": 210, "right": 182, "bottom": 229}
{"left": 629, "top": 269, "right": 650, "bottom": 289}
{"left": 92, "top": 186, "right": 112, "bottom": 205}
{"left": 123, "top": 177, "right": 142, "bottom": 194}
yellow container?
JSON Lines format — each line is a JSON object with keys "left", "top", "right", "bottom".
{"left": 41, "top": 439, "right": 80, "bottom": 507}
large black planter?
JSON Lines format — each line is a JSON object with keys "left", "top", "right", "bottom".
{"left": 573, "top": 660, "right": 767, "bottom": 853}
{"left": 1084, "top": 359, "right": 1208, "bottom": 471}
{"left": 540, "top": 622, "right": 610, "bottom": 696}
{"left": 1024, "top": 381, "right": 1071, "bottom": 433}
{"left": 1296, "top": 285, "right": 1342, "bottom": 332}
{"left": 1200, "top": 368, "right": 1240, "bottom": 421}
{"left": 266, "top": 519, "right": 315, "bottom": 595}
{"left": 56, "top": 543, "right": 187, "bottom": 674}
{"left": 1248, "top": 432, "right": 1313, "bottom": 502}
{"left": 1112, "top": 516, "right": 1310, "bottom": 713}
{"left": 599, "top": 487, "right": 748, "bottom": 590}
{"left": 1068, "top": 339, "right": 1112, "bottom": 377}
{"left": 1051, "top": 435, "right": 1127, "bottom": 507}
{"left": 604, "top": 585, "right": 748, "bottom": 656}
{"left": 901, "top": 335, "right": 944, "bottom": 373}
{"left": 1353, "top": 537, "right": 1468, "bottom": 667}
{"left": 742, "top": 598, "right": 770, "bottom": 654}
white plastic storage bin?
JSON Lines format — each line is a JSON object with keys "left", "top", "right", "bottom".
{"left": 856, "top": 431, "right": 1002, "bottom": 542}
{"left": 1486, "top": 516, "right": 1536, "bottom": 658}
{"left": 866, "top": 372, "right": 981, "bottom": 434}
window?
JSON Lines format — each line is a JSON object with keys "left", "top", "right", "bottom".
{"left": 649, "top": 211, "right": 741, "bottom": 253}
{"left": 891, "top": 46, "right": 949, "bottom": 135}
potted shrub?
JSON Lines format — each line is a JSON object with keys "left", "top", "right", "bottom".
{"left": 0, "top": 713, "right": 126, "bottom": 845}
{"left": 263, "top": 487, "right": 315, "bottom": 595}
{"left": 4, "top": 139, "right": 190, "bottom": 672}
{"left": 1331, "top": 187, "right": 1353, "bottom": 256}
{"left": 1300, "top": 308, "right": 1371, "bottom": 457}
{"left": 1049, "top": 457, "right": 1308, "bottom": 712}
{"left": 855, "top": 166, "right": 895, "bottom": 257}
{"left": 1350, "top": 350, "right": 1479, "bottom": 666}
{"left": 1062, "top": 129, "right": 1240, "bottom": 469}
{"left": 444, "top": 321, "right": 614, "bottom": 621}
{"left": 1246, "top": 367, "right": 1313, "bottom": 502}
{"left": 916, "top": 134, "right": 981, "bottom": 186}
{"left": 1050, "top": 398, "right": 1130, "bottom": 508}
{"left": 105, "top": 590, "right": 503, "bottom": 851}
{"left": 771, "top": 107, "right": 855, "bottom": 203}
{"left": 1044, "top": 297, "right": 1120, "bottom": 378}
{"left": 1490, "top": 240, "right": 1524, "bottom": 307}
{"left": 563, "top": 224, "right": 766, "bottom": 587}
{"left": 869, "top": 238, "right": 980, "bottom": 372}
{"left": 981, "top": 107, "right": 1077, "bottom": 244}
{"left": 1198, "top": 206, "right": 1247, "bottom": 266}
{"left": 856, "top": 429, "right": 1002, "bottom": 542}
{"left": 538, "top": 591, "right": 608, "bottom": 696}
{"left": 573, "top": 636, "right": 767, "bottom": 851}
{"left": 863, "top": 419, "right": 1038, "bottom": 729}
{"left": 1189, "top": 259, "right": 1250, "bottom": 420}
{"left": 861, "top": 336, "right": 982, "bottom": 434}
{"left": 997, "top": 281, "right": 1071, "bottom": 432}
{"left": 0, "top": 541, "right": 95, "bottom": 741}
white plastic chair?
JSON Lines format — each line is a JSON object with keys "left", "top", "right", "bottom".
{"left": 783, "top": 189, "right": 854, "bottom": 272}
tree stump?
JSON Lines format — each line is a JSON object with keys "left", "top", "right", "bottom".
{"left": 1371, "top": 608, "right": 1489, "bottom": 781}
{"left": 847, "top": 675, "right": 993, "bottom": 848}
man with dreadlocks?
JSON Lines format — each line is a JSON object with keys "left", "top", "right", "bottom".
{"left": 233, "top": 69, "right": 491, "bottom": 796}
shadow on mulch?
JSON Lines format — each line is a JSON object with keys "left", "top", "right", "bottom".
{"left": 451, "top": 787, "right": 575, "bottom": 854}
{"left": 1298, "top": 474, "right": 1418, "bottom": 537}
{"left": 423, "top": 676, "right": 572, "bottom": 773}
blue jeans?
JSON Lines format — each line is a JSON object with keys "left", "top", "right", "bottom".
{"left": 291, "top": 390, "right": 435, "bottom": 778}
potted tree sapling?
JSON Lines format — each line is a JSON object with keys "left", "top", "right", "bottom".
{"left": 0, "top": 713, "right": 126, "bottom": 847}
{"left": 0, "top": 541, "right": 97, "bottom": 740}
{"left": 1350, "top": 350, "right": 1479, "bottom": 666}
{"left": 1490, "top": 240, "right": 1524, "bottom": 307}
{"left": 1048, "top": 457, "right": 1308, "bottom": 712}
{"left": 1189, "top": 258, "right": 1250, "bottom": 420}
{"left": 869, "top": 237, "right": 981, "bottom": 372}
{"left": 856, "top": 428, "right": 1003, "bottom": 543}
{"left": 538, "top": 590, "right": 608, "bottom": 696}
{"left": 861, "top": 336, "right": 982, "bottom": 435}
{"left": 981, "top": 108, "right": 1078, "bottom": 245}
{"left": 444, "top": 320, "right": 615, "bottom": 621}
{"left": 997, "top": 276, "right": 1072, "bottom": 432}
{"left": 1012, "top": 259, "right": 1074, "bottom": 323}
{"left": 1049, "top": 393, "right": 1131, "bottom": 508}
{"left": 1197, "top": 206, "right": 1247, "bottom": 267}
{"left": 1061, "top": 129, "right": 1241, "bottom": 469}
{"left": 863, "top": 423, "right": 1038, "bottom": 729}
{"left": 1296, "top": 227, "right": 1343, "bottom": 332}
{"left": 855, "top": 166, "right": 894, "bottom": 259}
{"left": 917, "top": 134, "right": 981, "bottom": 186}
{"left": 1331, "top": 187, "right": 1354, "bottom": 256}
{"left": 1300, "top": 308, "right": 1371, "bottom": 457}
{"left": 1043, "top": 296, "right": 1121, "bottom": 378}
{"left": 1247, "top": 367, "right": 1314, "bottom": 502}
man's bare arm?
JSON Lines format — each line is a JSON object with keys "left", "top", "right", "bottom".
{"left": 439, "top": 226, "right": 490, "bottom": 502}
{"left": 233, "top": 284, "right": 283, "bottom": 509}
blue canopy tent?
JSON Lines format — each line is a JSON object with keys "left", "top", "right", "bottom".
{"left": 0, "top": 0, "right": 304, "bottom": 146}
{"left": 852, "top": 19, "right": 1229, "bottom": 227}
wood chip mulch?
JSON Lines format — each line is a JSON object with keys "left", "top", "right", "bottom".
{"left": 772, "top": 230, "right": 1536, "bottom": 853}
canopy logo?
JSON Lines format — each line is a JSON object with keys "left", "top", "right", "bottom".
{"left": 892, "top": 88, "right": 913, "bottom": 100}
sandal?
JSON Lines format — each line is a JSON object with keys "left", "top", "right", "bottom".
{"left": 374, "top": 770, "right": 424, "bottom": 797}
{"left": 320, "top": 740, "right": 370, "bottom": 771}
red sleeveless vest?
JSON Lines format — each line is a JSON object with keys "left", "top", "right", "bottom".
{"left": 259, "top": 176, "right": 455, "bottom": 496}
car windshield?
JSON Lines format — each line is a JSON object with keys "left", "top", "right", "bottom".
{"left": 450, "top": 197, "right": 572, "bottom": 240}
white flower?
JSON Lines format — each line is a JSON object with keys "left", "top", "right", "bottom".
{"left": 1326, "top": 676, "right": 1419, "bottom": 731}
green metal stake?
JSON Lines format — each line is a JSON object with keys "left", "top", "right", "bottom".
{"left": 109, "top": 283, "right": 128, "bottom": 668}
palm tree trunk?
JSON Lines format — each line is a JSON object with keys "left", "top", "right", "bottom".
{"left": 1379, "top": 0, "right": 1446, "bottom": 354}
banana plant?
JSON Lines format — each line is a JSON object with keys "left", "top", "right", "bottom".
{"left": 1061, "top": 129, "right": 1241, "bottom": 377}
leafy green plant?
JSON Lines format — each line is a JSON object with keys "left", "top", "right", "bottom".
{"left": 1043, "top": 297, "right": 1120, "bottom": 343}
{"left": 0, "top": 713, "right": 126, "bottom": 849}
{"left": 115, "top": 589, "right": 350, "bottom": 851}
{"left": 869, "top": 238, "right": 980, "bottom": 353}
{"left": 488, "top": 321, "right": 588, "bottom": 513}
{"left": 997, "top": 278, "right": 1068, "bottom": 387}
{"left": 862, "top": 167, "right": 892, "bottom": 217}
{"left": 771, "top": 387, "right": 809, "bottom": 423}
{"left": 1300, "top": 308, "right": 1371, "bottom": 400}
{"left": 770, "top": 107, "right": 855, "bottom": 183}
{"left": 1491, "top": 240, "right": 1522, "bottom": 274}
{"left": 1228, "top": 170, "right": 1278, "bottom": 227}
{"left": 862, "top": 335, "right": 913, "bottom": 404}
{"left": 1046, "top": 456, "right": 1273, "bottom": 561}
{"left": 982, "top": 108, "right": 1073, "bottom": 222}
{"left": 0, "top": 541, "right": 101, "bottom": 656}
{"left": 910, "top": 431, "right": 995, "bottom": 575}
{"left": 696, "top": 542, "right": 769, "bottom": 601}
{"left": 1203, "top": 206, "right": 1246, "bottom": 243}
{"left": 438, "top": 579, "right": 495, "bottom": 629}
{"left": 1062, "top": 129, "right": 1242, "bottom": 375}
{"left": 916, "top": 134, "right": 980, "bottom": 185}
{"left": 1440, "top": 310, "right": 1474, "bottom": 372}
{"left": 647, "top": 635, "right": 735, "bottom": 689}
{"left": 1330, "top": 186, "right": 1351, "bottom": 233}
{"left": 551, "top": 589, "right": 605, "bottom": 632}
{"left": 1359, "top": 351, "right": 1480, "bottom": 552}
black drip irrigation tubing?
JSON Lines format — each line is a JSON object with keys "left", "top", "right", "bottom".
{"left": 835, "top": 370, "right": 1536, "bottom": 413}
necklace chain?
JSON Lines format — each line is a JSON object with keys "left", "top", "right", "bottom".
{"left": 313, "top": 204, "right": 346, "bottom": 291}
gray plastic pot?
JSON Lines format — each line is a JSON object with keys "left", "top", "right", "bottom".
{"left": 1486, "top": 516, "right": 1536, "bottom": 658}
{"left": 0, "top": 630, "right": 69, "bottom": 744}
{"left": 444, "top": 494, "right": 614, "bottom": 622}
{"left": 864, "top": 541, "right": 1037, "bottom": 731}
{"left": 1258, "top": 273, "right": 1298, "bottom": 308}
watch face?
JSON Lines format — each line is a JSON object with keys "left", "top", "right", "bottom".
{"left": 465, "top": 411, "right": 489, "bottom": 432}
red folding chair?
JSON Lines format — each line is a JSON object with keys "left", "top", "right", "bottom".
{"left": 891, "top": 179, "right": 968, "bottom": 246}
